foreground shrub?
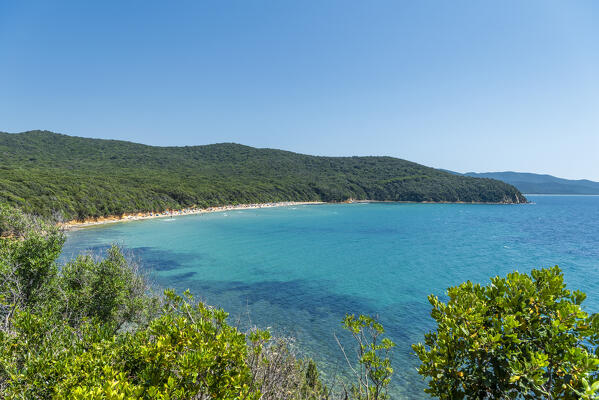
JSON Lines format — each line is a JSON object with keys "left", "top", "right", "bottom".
{"left": 0, "top": 204, "right": 329, "bottom": 399}
{"left": 248, "top": 330, "right": 329, "bottom": 400}
{"left": 52, "top": 290, "right": 259, "bottom": 399}
{"left": 60, "top": 246, "right": 157, "bottom": 330}
{"left": 336, "top": 314, "right": 396, "bottom": 400}
{"left": 413, "top": 266, "right": 599, "bottom": 399}
{"left": 0, "top": 204, "right": 64, "bottom": 322}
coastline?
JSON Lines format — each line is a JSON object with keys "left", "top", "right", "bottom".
{"left": 61, "top": 201, "right": 325, "bottom": 230}
{"left": 61, "top": 198, "right": 527, "bottom": 230}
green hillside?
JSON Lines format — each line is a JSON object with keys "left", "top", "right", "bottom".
{"left": 0, "top": 130, "right": 526, "bottom": 220}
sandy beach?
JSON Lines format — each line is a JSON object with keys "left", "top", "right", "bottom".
{"left": 61, "top": 201, "right": 325, "bottom": 230}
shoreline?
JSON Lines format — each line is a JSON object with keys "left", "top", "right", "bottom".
{"left": 61, "top": 201, "right": 325, "bottom": 230}
{"left": 61, "top": 198, "right": 527, "bottom": 230}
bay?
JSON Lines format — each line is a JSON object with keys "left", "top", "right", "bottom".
{"left": 61, "top": 195, "right": 599, "bottom": 398}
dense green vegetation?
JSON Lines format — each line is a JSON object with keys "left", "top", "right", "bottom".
{"left": 0, "top": 131, "right": 525, "bottom": 221}
{"left": 414, "top": 267, "right": 599, "bottom": 399}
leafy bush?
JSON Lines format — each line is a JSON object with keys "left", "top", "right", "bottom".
{"left": 336, "top": 314, "right": 396, "bottom": 400}
{"left": 0, "top": 204, "right": 331, "bottom": 399}
{"left": 247, "top": 329, "right": 329, "bottom": 400}
{"left": 60, "top": 246, "right": 157, "bottom": 330}
{"left": 413, "top": 266, "right": 599, "bottom": 399}
{"left": 0, "top": 204, "right": 64, "bottom": 327}
{"left": 53, "top": 290, "right": 259, "bottom": 399}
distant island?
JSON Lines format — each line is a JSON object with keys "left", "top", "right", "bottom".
{"left": 0, "top": 130, "right": 526, "bottom": 221}
{"left": 451, "top": 171, "right": 599, "bottom": 195}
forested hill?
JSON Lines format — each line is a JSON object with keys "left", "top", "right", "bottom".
{"left": 0, "top": 131, "right": 526, "bottom": 220}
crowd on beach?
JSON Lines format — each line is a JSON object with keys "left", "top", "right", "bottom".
{"left": 62, "top": 201, "right": 323, "bottom": 229}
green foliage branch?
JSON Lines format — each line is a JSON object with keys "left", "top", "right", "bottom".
{"left": 336, "top": 314, "right": 396, "bottom": 400}
{"left": 413, "top": 266, "right": 599, "bottom": 399}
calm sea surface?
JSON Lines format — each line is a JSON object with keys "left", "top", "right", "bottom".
{"left": 61, "top": 196, "right": 599, "bottom": 398}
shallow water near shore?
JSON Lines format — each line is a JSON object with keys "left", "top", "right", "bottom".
{"left": 61, "top": 196, "right": 599, "bottom": 398}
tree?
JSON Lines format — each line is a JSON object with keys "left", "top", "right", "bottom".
{"left": 0, "top": 204, "right": 64, "bottom": 331}
{"left": 60, "top": 245, "right": 157, "bottom": 330}
{"left": 413, "top": 266, "right": 599, "bottom": 399}
{"left": 336, "top": 314, "right": 396, "bottom": 400}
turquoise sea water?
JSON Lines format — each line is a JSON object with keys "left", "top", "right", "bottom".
{"left": 61, "top": 196, "right": 599, "bottom": 398}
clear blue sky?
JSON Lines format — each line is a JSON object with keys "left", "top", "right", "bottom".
{"left": 1, "top": 1, "right": 598, "bottom": 180}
